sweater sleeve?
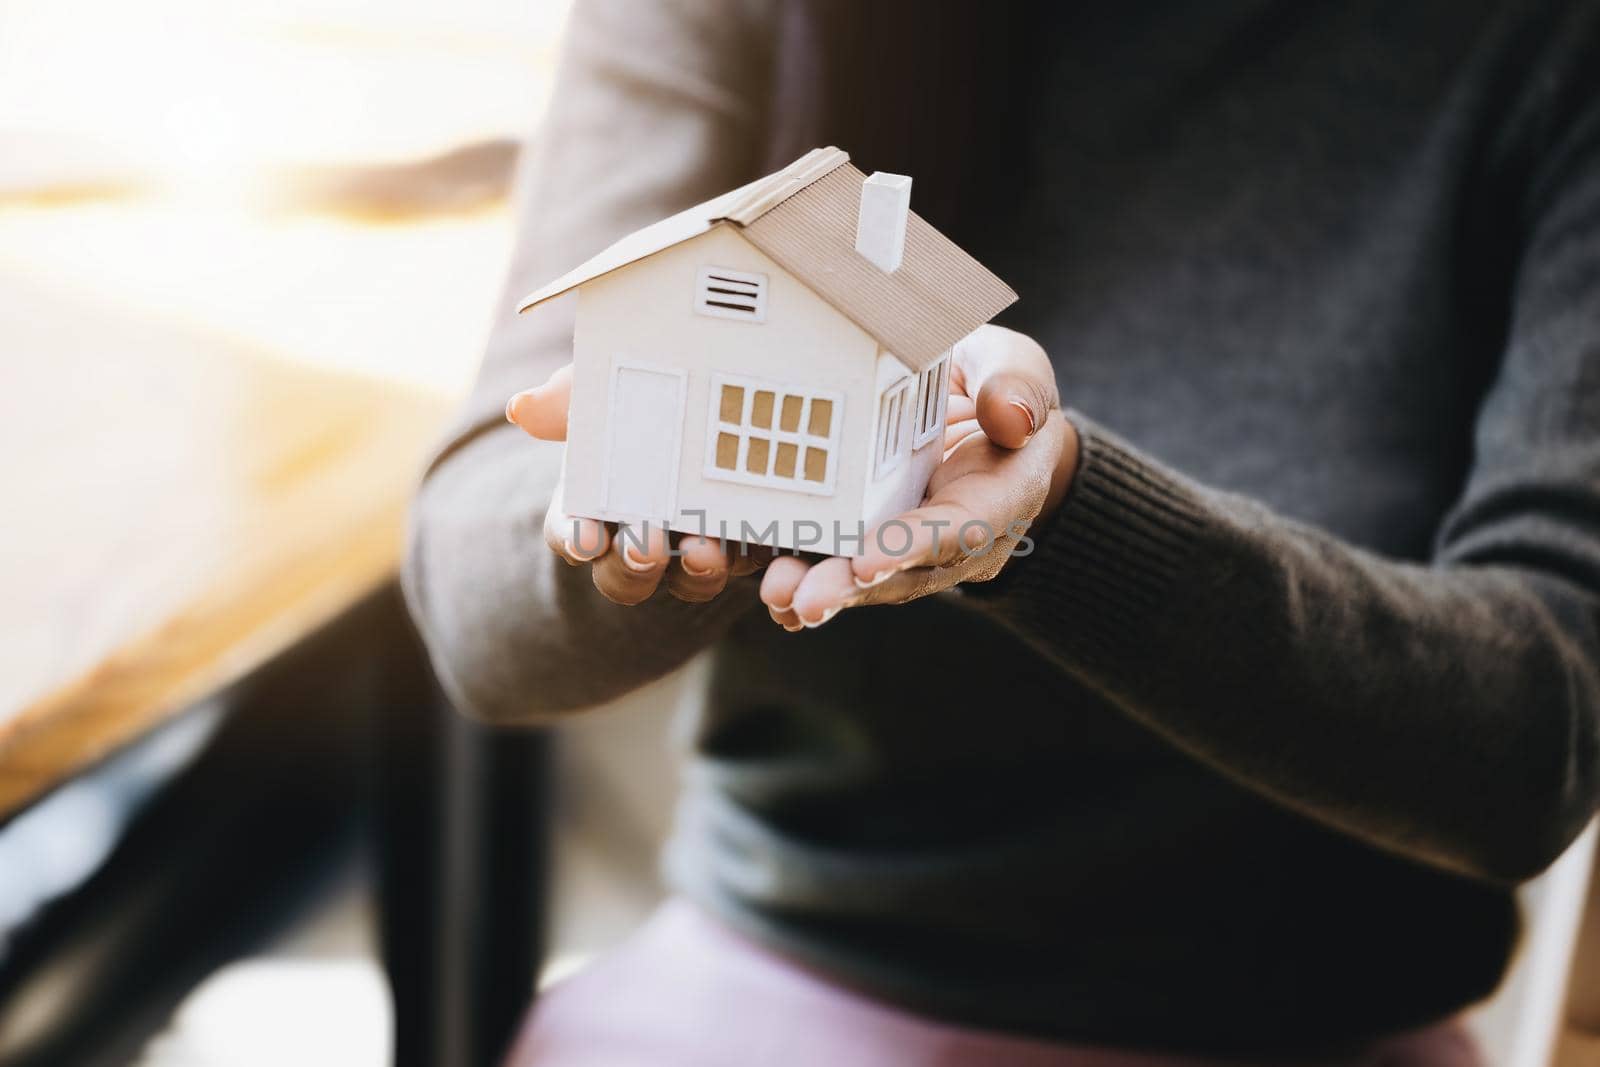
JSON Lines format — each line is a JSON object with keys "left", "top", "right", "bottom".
{"left": 402, "top": 0, "right": 776, "bottom": 723}
{"left": 968, "top": 67, "right": 1600, "bottom": 886}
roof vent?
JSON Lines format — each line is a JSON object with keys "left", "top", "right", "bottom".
{"left": 854, "top": 171, "right": 912, "bottom": 273}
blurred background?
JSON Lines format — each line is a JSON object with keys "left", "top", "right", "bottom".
{"left": 0, "top": 1, "right": 684, "bottom": 1065}
{"left": 0, "top": 0, "right": 556, "bottom": 392}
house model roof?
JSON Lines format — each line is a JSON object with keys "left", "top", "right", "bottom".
{"left": 517, "top": 147, "right": 1017, "bottom": 371}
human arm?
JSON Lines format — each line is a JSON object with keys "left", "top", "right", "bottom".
{"left": 402, "top": 0, "right": 777, "bottom": 723}
{"left": 770, "top": 271, "right": 1600, "bottom": 886}
{"left": 764, "top": 28, "right": 1600, "bottom": 886}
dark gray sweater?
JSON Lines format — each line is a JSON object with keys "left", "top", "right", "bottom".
{"left": 404, "top": 0, "right": 1600, "bottom": 1053}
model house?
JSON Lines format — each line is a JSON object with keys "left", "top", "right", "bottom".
{"left": 517, "top": 147, "right": 1017, "bottom": 553}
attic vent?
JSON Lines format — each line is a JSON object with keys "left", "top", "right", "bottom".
{"left": 694, "top": 266, "right": 767, "bottom": 323}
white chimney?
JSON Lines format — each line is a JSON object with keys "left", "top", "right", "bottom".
{"left": 854, "top": 171, "right": 912, "bottom": 273}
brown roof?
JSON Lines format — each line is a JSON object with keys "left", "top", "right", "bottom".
{"left": 518, "top": 147, "right": 1016, "bottom": 371}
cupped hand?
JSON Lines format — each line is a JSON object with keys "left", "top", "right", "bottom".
{"left": 506, "top": 366, "right": 764, "bottom": 605}
{"left": 760, "top": 325, "right": 1079, "bottom": 631}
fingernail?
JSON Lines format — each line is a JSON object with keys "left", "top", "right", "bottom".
{"left": 562, "top": 517, "right": 603, "bottom": 562}
{"left": 680, "top": 539, "right": 718, "bottom": 576}
{"left": 1009, "top": 399, "right": 1037, "bottom": 439}
{"left": 800, "top": 606, "right": 844, "bottom": 629}
{"left": 623, "top": 545, "right": 657, "bottom": 573}
{"left": 505, "top": 394, "right": 521, "bottom": 423}
{"left": 852, "top": 568, "right": 898, "bottom": 591}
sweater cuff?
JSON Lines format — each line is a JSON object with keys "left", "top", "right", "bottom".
{"left": 967, "top": 411, "right": 1212, "bottom": 671}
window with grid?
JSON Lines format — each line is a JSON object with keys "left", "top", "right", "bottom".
{"left": 874, "top": 376, "right": 915, "bottom": 479}
{"left": 706, "top": 374, "right": 841, "bottom": 495}
{"left": 912, "top": 354, "right": 950, "bottom": 448}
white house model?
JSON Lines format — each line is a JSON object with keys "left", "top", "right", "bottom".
{"left": 518, "top": 147, "right": 1017, "bottom": 554}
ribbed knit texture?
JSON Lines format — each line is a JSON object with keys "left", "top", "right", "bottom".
{"left": 404, "top": 0, "right": 1600, "bottom": 1054}
{"left": 978, "top": 414, "right": 1209, "bottom": 670}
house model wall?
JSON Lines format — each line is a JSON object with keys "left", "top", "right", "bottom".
{"left": 519, "top": 148, "right": 1016, "bottom": 555}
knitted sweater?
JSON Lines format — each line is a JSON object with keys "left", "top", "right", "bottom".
{"left": 404, "top": 0, "right": 1600, "bottom": 1052}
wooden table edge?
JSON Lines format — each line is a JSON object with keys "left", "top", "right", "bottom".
{"left": 0, "top": 503, "right": 410, "bottom": 822}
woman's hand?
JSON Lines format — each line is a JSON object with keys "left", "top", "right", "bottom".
{"left": 507, "top": 366, "right": 762, "bottom": 605}
{"left": 506, "top": 326, "right": 1074, "bottom": 616}
{"left": 761, "top": 326, "right": 1079, "bottom": 631}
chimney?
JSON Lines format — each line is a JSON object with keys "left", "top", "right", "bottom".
{"left": 854, "top": 171, "right": 912, "bottom": 273}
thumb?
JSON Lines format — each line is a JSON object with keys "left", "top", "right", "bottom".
{"left": 506, "top": 363, "right": 573, "bottom": 441}
{"left": 955, "top": 326, "right": 1059, "bottom": 450}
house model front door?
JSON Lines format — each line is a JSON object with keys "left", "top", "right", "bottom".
{"left": 604, "top": 362, "right": 686, "bottom": 525}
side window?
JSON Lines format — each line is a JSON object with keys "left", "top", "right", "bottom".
{"left": 693, "top": 266, "right": 767, "bottom": 323}
{"left": 706, "top": 374, "right": 840, "bottom": 495}
{"left": 912, "top": 353, "right": 950, "bottom": 448}
{"left": 874, "top": 377, "right": 915, "bottom": 479}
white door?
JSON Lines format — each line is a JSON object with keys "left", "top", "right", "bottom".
{"left": 605, "top": 363, "right": 685, "bottom": 523}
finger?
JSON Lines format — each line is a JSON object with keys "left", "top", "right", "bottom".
{"left": 760, "top": 554, "right": 810, "bottom": 631}
{"left": 592, "top": 522, "right": 670, "bottom": 605}
{"left": 944, "top": 416, "right": 984, "bottom": 455}
{"left": 946, "top": 393, "right": 977, "bottom": 425}
{"left": 506, "top": 363, "right": 574, "bottom": 441}
{"left": 851, "top": 563, "right": 939, "bottom": 607}
{"left": 667, "top": 535, "right": 732, "bottom": 603}
{"left": 790, "top": 556, "right": 861, "bottom": 628}
{"left": 544, "top": 513, "right": 611, "bottom": 565}
{"left": 951, "top": 326, "right": 1058, "bottom": 450}
{"left": 543, "top": 495, "right": 611, "bottom": 565}
{"left": 849, "top": 503, "right": 988, "bottom": 588}
{"left": 730, "top": 543, "right": 774, "bottom": 578}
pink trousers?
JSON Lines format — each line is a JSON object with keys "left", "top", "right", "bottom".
{"left": 506, "top": 900, "right": 1483, "bottom": 1067}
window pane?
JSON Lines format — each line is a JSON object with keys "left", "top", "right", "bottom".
{"left": 780, "top": 395, "right": 803, "bottom": 432}
{"left": 751, "top": 390, "right": 774, "bottom": 429}
{"left": 808, "top": 398, "right": 833, "bottom": 437}
{"left": 715, "top": 432, "right": 739, "bottom": 470}
{"left": 719, "top": 385, "right": 744, "bottom": 424}
{"left": 746, "top": 436, "right": 770, "bottom": 474}
{"left": 775, "top": 442, "right": 797, "bottom": 478}
{"left": 804, "top": 447, "right": 827, "bottom": 482}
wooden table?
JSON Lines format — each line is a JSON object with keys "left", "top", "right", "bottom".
{"left": 0, "top": 272, "right": 451, "bottom": 820}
